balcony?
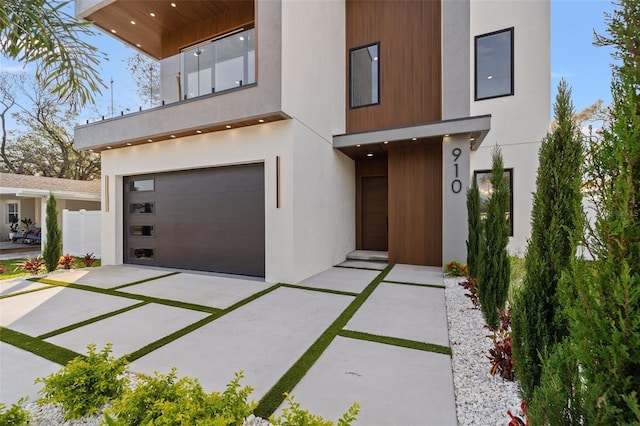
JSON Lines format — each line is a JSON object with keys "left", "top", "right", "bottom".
{"left": 74, "top": 0, "right": 284, "bottom": 152}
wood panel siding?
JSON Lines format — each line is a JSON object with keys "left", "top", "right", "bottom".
{"left": 388, "top": 140, "right": 442, "bottom": 266}
{"left": 345, "top": 0, "right": 442, "bottom": 133}
{"left": 355, "top": 157, "right": 388, "bottom": 249}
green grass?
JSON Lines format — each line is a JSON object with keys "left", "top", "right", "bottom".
{"left": 0, "top": 256, "right": 102, "bottom": 281}
{"left": 338, "top": 329, "right": 452, "bottom": 356}
{"left": 0, "top": 327, "right": 82, "bottom": 365}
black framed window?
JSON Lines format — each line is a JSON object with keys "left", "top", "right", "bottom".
{"left": 350, "top": 43, "right": 380, "bottom": 108}
{"left": 475, "top": 28, "right": 514, "bottom": 100}
{"left": 474, "top": 168, "right": 514, "bottom": 236}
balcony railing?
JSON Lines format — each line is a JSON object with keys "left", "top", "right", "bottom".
{"left": 180, "top": 27, "right": 255, "bottom": 99}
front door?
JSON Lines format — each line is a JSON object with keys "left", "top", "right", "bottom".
{"left": 361, "top": 175, "right": 388, "bottom": 250}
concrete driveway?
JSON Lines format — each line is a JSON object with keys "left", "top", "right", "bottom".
{"left": 0, "top": 263, "right": 456, "bottom": 425}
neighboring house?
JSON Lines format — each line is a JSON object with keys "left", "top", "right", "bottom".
{"left": 74, "top": 0, "right": 549, "bottom": 283}
{"left": 0, "top": 173, "right": 101, "bottom": 245}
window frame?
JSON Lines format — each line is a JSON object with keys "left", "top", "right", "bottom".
{"left": 474, "top": 27, "right": 514, "bottom": 101}
{"left": 6, "top": 201, "right": 19, "bottom": 225}
{"left": 349, "top": 42, "right": 381, "bottom": 109}
{"left": 473, "top": 168, "right": 514, "bottom": 237}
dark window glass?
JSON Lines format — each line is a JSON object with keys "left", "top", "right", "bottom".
{"left": 475, "top": 28, "right": 514, "bottom": 100}
{"left": 474, "top": 168, "right": 514, "bottom": 236}
{"left": 130, "top": 248, "right": 155, "bottom": 260}
{"left": 350, "top": 43, "right": 380, "bottom": 108}
{"left": 129, "top": 202, "right": 154, "bottom": 214}
{"left": 130, "top": 179, "right": 154, "bottom": 192}
{"left": 130, "top": 225, "right": 154, "bottom": 236}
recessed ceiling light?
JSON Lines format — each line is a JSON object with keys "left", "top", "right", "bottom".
{"left": 107, "top": 146, "right": 112, "bottom": 149}
{"left": 239, "top": 36, "right": 245, "bottom": 41}
{"left": 373, "top": 57, "right": 378, "bottom": 61}
{"left": 196, "top": 130, "right": 202, "bottom": 134}
{"left": 111, "top": 29, "right": 117, "bottom": 33}
{"left": 147, "top": 139, "right": 153, "bottom": 142}
{"left": 171, "top": 2, "right": 176, "bottom": 7}
{"left": 411, "top": 137, "right": 417, "bottom": 141}
{"left": 487, "top": 75, "right": 493, "bottom": 80}
{"left": 126, "top": 143, "right": 132, "bottom": 146}
{"left": 383, "top": 141, "right": 389, "bottom": 144}
{"left": 135, "top": 43, "right": 141, "bottom": 48}
{"left": 367, "top": 153, "right": 374, "bottom": 157}
{"left": 470, "top": 137, "right": 475, "bottom": 141}
{"left": 130, "top": 20, "right": 136, "bottom": 25}
{"left": 149, "top": 12, "right": 156, "bottom": 17}
{"left": 258, "top": 119, "right": 265, "bottom": 123}
{"left": 170, "top": 135, "right": 176, "bottom": 138}
{"left": 356, "top": 144, "right": 361, "bottom": 147}
{"left": 444, "top": 134, "right": 450, "bottom": 137}
{"left": 226, "top": 125, "right": 232, "bottom": 129}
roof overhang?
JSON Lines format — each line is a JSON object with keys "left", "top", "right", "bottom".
{"left": 334, "top": 114, "right": 491, "bottom": 159}
{"left": 8, "top": 190, "right": 101, "bottom": 202}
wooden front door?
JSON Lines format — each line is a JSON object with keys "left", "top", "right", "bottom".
{"left": 361, "top": 175, "right": 388, "bottom": 251}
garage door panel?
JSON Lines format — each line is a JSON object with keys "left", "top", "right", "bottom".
{"left": 124, "top": 164, "right": 265, "bottom": 277}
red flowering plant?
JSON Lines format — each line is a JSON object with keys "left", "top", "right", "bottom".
{"left": 444, "top": 260, "right": 469, "bottom": 277}
{"left": 485, "top": 308, "right": 515, "bottom": 381}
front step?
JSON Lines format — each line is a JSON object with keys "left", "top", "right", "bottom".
{"left": 346, "top": 250, "right": 388, "bottom": 262}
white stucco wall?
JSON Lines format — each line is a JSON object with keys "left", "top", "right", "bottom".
{"left": 281, "top": 0, "right": 346, "bottom": 140}
{"left": 291, "top": 120, "right": 355, "bottom": 283}
{"left": 470, "top": 0, "right": 551, "bottom": 255}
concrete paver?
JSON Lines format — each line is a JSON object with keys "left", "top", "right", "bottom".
{"left": 120, "top": 273, "right": 270, "bottom": 309}
{"left": 280, "top": 336, "right": 457, "bottom": 425}
{"left": 50, "top": 265, "right": 172, "bottom": 289}
{"left": 296, "top": 267, "right": 379, "bottom": 293}
{"left": 336, "top": 260, "right": 387, "bottom": 270}
{"left": 384, "top": 264, "right": 444, "bottom": 286}
{"left": 130, "top": 287, "right": 353, "bottom": 400}
{"left": 344, "top": 283, "right": 450, "bottom": 347}
{"left": 45, "top": 303, "right": 210, "bottom": 358}
{"left": 0, "top": 287, "right": 138, "bottom": 336}
{"left": 0, "top": 278, "right": 52, "bottom": 297}
{"left": 0, "top": 342, "right": 61, "bottom": 406}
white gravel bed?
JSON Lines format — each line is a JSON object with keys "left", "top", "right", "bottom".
{"left": 444, "top": 276, "right": 523, "bottom": 425}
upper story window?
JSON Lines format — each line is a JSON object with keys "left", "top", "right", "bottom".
{"left": 350, "top": 43, "right": 380, "bottom": 108}
{"left": 475, "top": 28, "right": 514, "bottom": 101}
{"left": 182, "top": 28, "right": 255, "bottom": 99}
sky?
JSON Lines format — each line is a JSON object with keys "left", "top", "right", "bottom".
{"left": 0, "top": 0, "right": 618, "bottom": 126}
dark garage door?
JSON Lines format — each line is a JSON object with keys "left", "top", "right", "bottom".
{"left": 123, "top": 163, "right": 265, "bottom": 277}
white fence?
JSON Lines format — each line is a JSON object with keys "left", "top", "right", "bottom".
{"left": 62, "top": 209, "right": 101, "bottom": 257}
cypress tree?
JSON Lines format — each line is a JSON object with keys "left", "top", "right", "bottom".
{"left": 511, "top": 79, "right": 584, "bottom": 402}
{"left": 477, "top": 146, "right": 510, "bottom": 329}
{"left": 530, "top": 0, "right": 640, "bottom": 422}
{"left": 43, "top": 193, "right": 61, "bottom": 272}
{"left": 466, "top": 177, "right": 481, "bottom": 278}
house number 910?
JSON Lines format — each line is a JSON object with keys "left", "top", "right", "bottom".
{"left": 451, "top": 147, "right": 462, "bottom": 194}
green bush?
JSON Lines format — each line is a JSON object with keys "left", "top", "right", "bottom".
{"left": 477, "top": 146, "right": 510, "bottom": 329}
{"left": 0, "top": 399, "right": 30, "bottom": 425}
{"left": 270, "top": 394, "right": 359, "bottom": 426}
{"left": 42, "top": 193, "right": 62, "bottom": 273}
{"left": 36, "top": 343, "right": 128, "bottom": 420}
{"left": 104, "top": 369, "right": 255, "bottom": 425}
{"left": 511, "top": 80, "right": 584, "bottom": 402}
{"left": 466, "top": 176, "right": 481, "bottom": 278}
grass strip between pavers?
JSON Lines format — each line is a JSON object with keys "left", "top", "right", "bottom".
{"left": 109, "top": 271, "right": 181, "bottom": 290}
{"left": 0, "top": 284, "right": 58, "bottom": 300}
{"left": 334, "top": 265, "right": 386, "bottom": 272}
{"left": 0, "top": 327, "right": 82, "bottom": 366}
{"left": 124, "top": 283, "right": 283, "bottom": 363}
{"left": 37, "top": 302, "right": 150, "bottom": 340}
{"left": 338, "top": 329, "right": 452, "bottom": 356}
{"left": 382, "top": 279, "right": 445, "bottom": 289}
{"left": 32, "top": 278, "right": 221, "bottom": 314}
{"left": 254, "top": 264, "right": 395, "bottom": 418}
{"left": 281, "top": 283, "right": 359, "bottom": 297}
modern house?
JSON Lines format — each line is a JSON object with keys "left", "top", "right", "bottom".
{"left": 74, "top": 0, "right": 549, "bottom": 283}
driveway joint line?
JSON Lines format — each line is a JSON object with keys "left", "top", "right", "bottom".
{"left": 281, "top": 283, "right": 359, "bottom": 297}
{"left": 109, "top": 271, "right": 182, "bottom": 290}
{"left": 382, "top": 279, "right": 445, "bottom": 289}
{"left": 338, "top": 329, "right": 452, "bottom": 356}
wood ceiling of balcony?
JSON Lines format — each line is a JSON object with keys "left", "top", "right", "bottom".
{"left": 87, "top": 1, "right": 253, "bottom": 59}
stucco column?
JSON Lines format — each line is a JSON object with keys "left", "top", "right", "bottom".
{"left": 442, "top": 135, "right": 470, "bottom": 265}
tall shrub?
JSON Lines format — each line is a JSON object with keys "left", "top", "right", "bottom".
{"left": 466, "top": 176, "right": 481, "bottom": 278}
{"left": 511, "top": 80, "right": 584, "bottom": 402}
{"left": 477, "top": 146, "right": 510, "bottom": 329}
{"left": 43, "top": 193, "right": 61, "bottom": 272}
{"left": 530, "top": 0, "right": 640, "bottom": 422}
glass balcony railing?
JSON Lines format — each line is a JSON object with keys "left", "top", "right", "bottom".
{"left": 180, "top": 27, "right": 255, "bottom": 99}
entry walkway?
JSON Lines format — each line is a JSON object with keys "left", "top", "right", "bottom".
{"left": 0, "top": 263, "right": 456, "bottom": 424}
